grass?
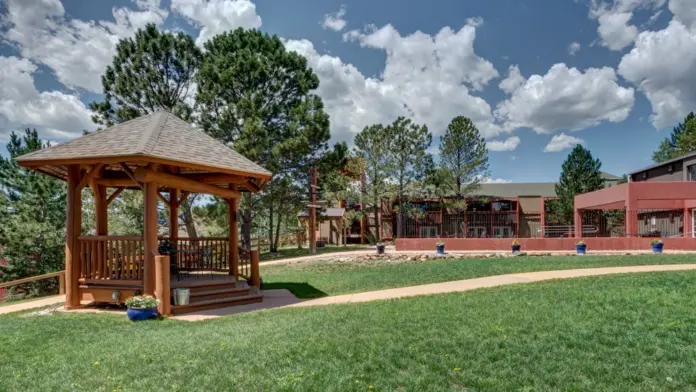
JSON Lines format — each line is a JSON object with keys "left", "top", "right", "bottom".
{"left": 259, "top": 245, "right": 368, "bottom": 262}
{"left": 262, "top": 254, "right": 696, "bottom": 298}
{"left": 3, "top": 271, "right": 696, "bottom": 391}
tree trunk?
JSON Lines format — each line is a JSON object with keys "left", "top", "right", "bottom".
{"left": 373, "top": 193, "right": 380, "bottom": 242}
{"left": 273, "top": 208, "right": 283, "bottom": 252}
{"left": 240, "top": 193, "right": 253, "bottom": 250}
{"left": 180, "top": 199, "right": 198, "bottom": 238}
{"left": 268, "top": 201, "right": 275, "bottom": 253}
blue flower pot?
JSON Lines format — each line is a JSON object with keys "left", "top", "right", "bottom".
{"left": 436, "top": 244, "right": 445, "bottom": 255}
{"left": 376, "top": 245, "right": 385, "bottom": 254}
{"left": 127, "top": 307, "right": 158, "bottom": 321}
{"left": 576, "top": 244, "right": 587, "bottom": 255}
{"left": 652, "top": 243, "right": 664, "bottom": 254}
{"left": 511, "top": 244, "right": 521, "bottom": 253}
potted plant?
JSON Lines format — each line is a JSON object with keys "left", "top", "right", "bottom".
{"left": 435, "top": 239, "right": 445, "bottom": 255}
{"left": 511, "top": 239, "right": 521, "bottom": 254}
{"left": 376, "top": 242, "right": 386, "bottom": 254}
{"left": 651, "top": 238, "right": 664, "bottom": 254}
{"left": 575, "top": 240, "right": 587, "bottom": 255}
{"left": 125, "top": 295, "right": 160, "bottom": 321}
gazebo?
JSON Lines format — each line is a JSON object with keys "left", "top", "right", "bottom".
{"left": 16, "top": 111, "right": 272, "bottom": 315}
{"left": 574, "top": 181, "right": 696, "bottom": 238}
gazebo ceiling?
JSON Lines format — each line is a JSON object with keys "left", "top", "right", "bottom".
{"left": 15, "top": 111, "right": 271, "bottom": 193}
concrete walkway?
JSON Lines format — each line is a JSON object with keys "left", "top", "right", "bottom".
{"left": 0, "top": 295, "right": 64, "bottom": 316}
{"left": 174, "top": 263, "right": 696, "bottom": 321}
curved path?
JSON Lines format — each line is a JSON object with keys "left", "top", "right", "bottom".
{"left": 174, "top": 264, "right": 696, "bottom": 320}
{"left": 285, "top": 264, "right": 696, "bottom": 308}
{"left": 5, "top": 264, "right": 696, "bottom": 319}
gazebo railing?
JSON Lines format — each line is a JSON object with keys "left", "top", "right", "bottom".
{"left": 238, "top": 246, "right": 251, "bottom": 279}
{"left": 79, "top": 236, "right": 144, "bottom": 283}
{"left": 159, "top": 237, "right": 230, "bottom": 271}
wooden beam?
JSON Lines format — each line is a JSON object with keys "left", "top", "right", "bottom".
{"left": 107, "top": 187, "right": 125, "bottom": 205}
{"left": 176, "top": 191, "right": 190, "bottom": 208}
{"left": 143, "top": 181, "right": 158, "bottom": 295}
{"left": 157, "top": 192, "right": 171, "bottom": 208}
{"left": 77, "top": 164, "right": 105, "bottom": 191}
{"left": 65, "top": 165, "right": 82, "bottom": 308}
{"left": 90, "top": 179, "right": 108, "bottom": 236}
{"left": 119, "top": 163, "right": 143, "bottom": 189}
{"left": 228, "top": 184, "right": 239, "bottom": 278}
{"left": 134, "top": 167, "right": 242, "bottom": 199}
{"left": 245, "top": 179, "right": 261, "bottom": 193}
{"left": 96, "top": 177, "right": 137, "bottom": 187}
{"left": 181, "top": 173, "right": 250, "bottom": 184}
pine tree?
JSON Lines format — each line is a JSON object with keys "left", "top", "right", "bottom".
{"left": 653, "top": 112, "right": 696, "bottom": 162}
{"left": 552, "top": 145, "right": 604, "bottom": 224}
{"left": 439, "top": 116, "right": 489, "bottom": 198}
{"left": 354, "top": 124, "right": 392, "bottom": 243}
{"left": 196, "top": 28, "right": 336, "bottom": 252}
{"left": 0, "top": 130, "right": 66, "bottom": 298}
{"left": 90, "top": 23, "right": 202, "bottom": 238}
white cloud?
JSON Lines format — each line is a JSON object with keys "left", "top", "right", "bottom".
{"left": 496, "top": 63, "right": 635, "bottom": 133}
{"left": 568, "top": 41, "right": 582, "bottom": 55}
{"left": 0, "top": 56, "right": 95, "bottom": 141}
{"left": 669, "top": 0, "right": 696, "bottom": 28}
{"left": 589, "top": 0, "right": 665, "bottom": 50}
{"left": 498, "top": 65, "right": 525, "bottom": 94}
{"left": 322, "top": 5, "right": 347, "bottom": 32}
{"left": 171, "top": 0, "right": 262, "bottom": 45}
{"left": 482, "top": 177, "right": 512, "bottom": 184}
{"left": 1, "top": 0, "right": 168, "bottom": 92}
{"left": 487, "top": 136, "right": 520, "bottom": 152}
{"left": 618, "top": 19, "right": 696, "bottom": 128}
{"left": 285, "top": 19, "right": 503, "bottom": 145}
{"left": 544, "top": 133, "right": 584, "bottom": 152}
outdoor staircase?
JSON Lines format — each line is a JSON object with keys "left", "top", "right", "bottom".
{"left": 171, "top": 280, "right": 263, "bottom": 315}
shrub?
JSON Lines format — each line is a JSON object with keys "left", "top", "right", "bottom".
{"left": 124, "top": 295, "right": 159, "bottom": 309}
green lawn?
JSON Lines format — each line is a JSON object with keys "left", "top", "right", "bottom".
{"left": 3, "top": 272, "right": 696, "bottom": 391}
{"left": 262, "top": 254, "right": 696, "bottom": 298}
{"left": 259, "top": 245, "right": 368, "bottom": 262}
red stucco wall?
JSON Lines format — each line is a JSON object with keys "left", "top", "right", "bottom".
{"left": 396, "top": 237, "right": 696, "bottom": 251}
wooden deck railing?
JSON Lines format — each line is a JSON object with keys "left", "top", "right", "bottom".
{"left": 158, "top": 237, "right": 229, "bottom": 271}
{"left": 77, "top": 236, "right": 260, "bottom": 288}
{"left": 0, "top": 270, "right": 66, "bottom": 294}
{"left": 238, "top": 246, "right": 251, "bottom": 279}
{"left": 79, "top": 236, "right": 144, "bottom": 283}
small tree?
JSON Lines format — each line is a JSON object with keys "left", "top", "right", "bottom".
{"left": 551, "top": 145, "right": 604, "bottom": 224}
{"left": 354, "top": 124, "right": 392, "bottom": 243}
{"left": 653, "top": 112, "right": 696, "bottom": 162}
{"left": 439, "top": 116, "right": 489, "bottom": 198}
{"left": 0, "top": 130, "right": 66, "bottom": 298}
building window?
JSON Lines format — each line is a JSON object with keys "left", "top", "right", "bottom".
{"left": 689, "top": 165, "right": 696, "bottom": 181}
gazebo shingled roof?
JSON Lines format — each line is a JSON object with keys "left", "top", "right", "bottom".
{"left": 16, "top": 111, "right": 271, "bottom": 191}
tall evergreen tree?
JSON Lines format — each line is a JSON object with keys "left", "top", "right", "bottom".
{"left": 196, "top": 28, "right": 335, "bottom": 252}
{"left": 90, "top": 23, "right": 202, "bottom": 238}
{"left": 0, "top": 130, "right": 66, "bottom": 297}
{"left": 439, "top": 116, "right": 489, "bottom": 198}
{"left": 354, "top": 124, "right": 392, "bottom": 242}
{"left": 552, "top": 145, "right": 604, "bottom": 224}
{"left": 653, "top": 112, "right": 696, "bottom": 162}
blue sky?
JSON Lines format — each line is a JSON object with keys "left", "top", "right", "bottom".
{"left": 1, "top": 0, "right": 695, "bottom": 182}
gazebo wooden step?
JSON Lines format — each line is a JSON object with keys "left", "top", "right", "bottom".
{"left": 189, "top": 287, "right": 250, "bottom": 302}
{"left": 171, "top": 294, "right": 263, "bottom": 315}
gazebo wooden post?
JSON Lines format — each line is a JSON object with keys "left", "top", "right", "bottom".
{"left": 90, "top": 180, "right": 108, "bottom": 236}
{"left": 65, "top": 165, "right": 82, "bottom": 308}
{"left": 143, "top": 179, "right": 158, "bottom": 295}
{"left": 228, "top": 184, "right": 239, "bottom": 279}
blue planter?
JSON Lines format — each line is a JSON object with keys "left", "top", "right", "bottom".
{"left": 652, "top": 243, "right": 664, "bottom": 254}
{"left": 576, "top": 244, "right": 587, "bottom": 255}
{"left": 511, "top": 244, "right": 521, "bottom": 253}
{"left": 126, "top": 307, "right": 158, "bottom": 321}
{"left": 376, "top": 245, "right": 385, "bottom": 254}
{"left": 436, "top": 244, "right": 445, "bottom": 255}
